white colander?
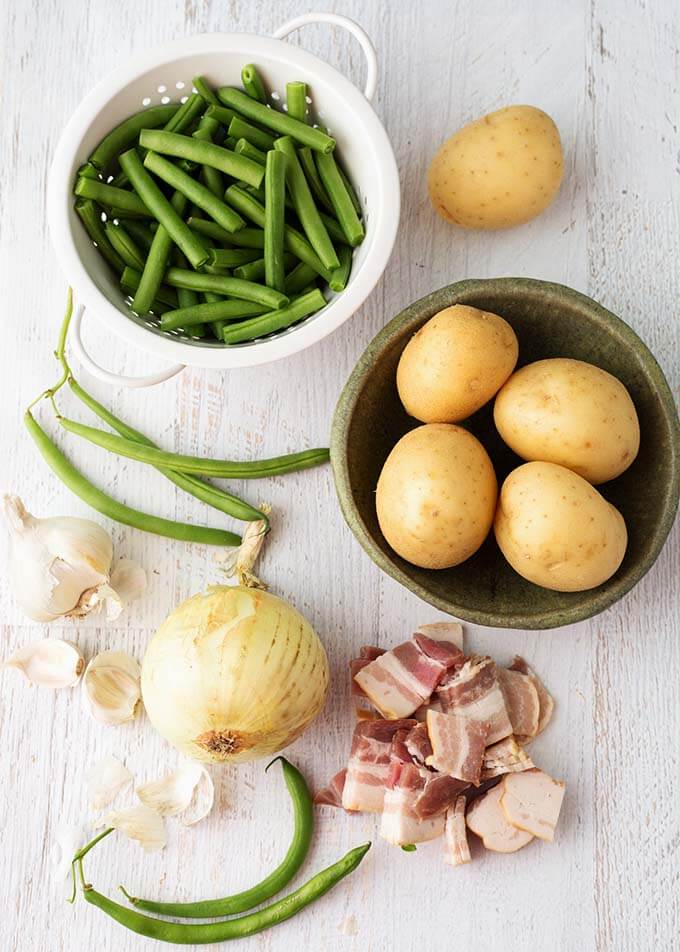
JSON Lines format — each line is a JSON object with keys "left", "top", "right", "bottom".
{"left": 47, "top": 13, "right": 400, "bottom": 387}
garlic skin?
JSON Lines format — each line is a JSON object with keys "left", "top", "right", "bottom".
{"left": 137, "top": 763, "right": 214, "bottom": 826}
{"left": 83, "top": 650, "right": 141, "bottom": 725}
{"left": 86, "top": 755, "right": 133, "bottom": 810}
{"left": 52, "top": 822, "right": 86, "bottom": 882}
{"left": 3, "top": 495, "right": 146, "bottom": 622}
{"left": 216, "top": 505, "right": 271, "bottom": 589}
{"left": 102, "top": 805, "right": 166, "bottom": 852}
{"left": 4, "top": 639, "right": 84, "bottom": 688}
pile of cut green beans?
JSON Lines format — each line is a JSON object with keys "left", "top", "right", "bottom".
{"left": 74, "top": 65, "right": 364, "bottom": 345}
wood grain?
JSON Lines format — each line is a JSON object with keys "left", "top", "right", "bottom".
{"left": 0, "top": 1, "right": 677, "bottom": 950}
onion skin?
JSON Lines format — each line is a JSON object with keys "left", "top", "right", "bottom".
{"left": 141, "top": 586, "right": 329, "bottom": 764}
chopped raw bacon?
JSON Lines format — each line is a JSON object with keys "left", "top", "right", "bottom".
{"left": 466, "top": 783, "right": 534, "bottom": 853}
{"left": 425, "top": 710, "right": 489, "bottom": 784}
{"left": 443, "top": 795, "right": 471, "bottom": 866}
{"left": 354, "top": 637, "right": 452, "bottom": 718}
{"left": 313, "top": 769, "right": 347, "bottom": 808}
{"left": 350, "top": 646, "right": 385, "bottom": 697}
{"left": 416, "top": 622, "right": 464, "bottom": 652}
{"left": 412, "top": 632, "right": 465, "bottom": 671}
{"left": 413, "top": 698, "right": 442, "bottom": 722}
{"left": 481, "top": 736, "right": 534, "bottom": 780}
{"left": 405, "top": 722, "right": 433, "bottom": 764}
{"left": 498, "top": 668, "right": 540, "bottom": 738}
{"left": 437, "top": 656, "right": 512, "bottom": 745}
{"left": 341, "top": 718, "right": 417, "bottom": 813}
{"left": 509, "top": 656, "right": 554, "bottom": 736}
{"left": 380, "top": 762, "right": 445, "bottom": 845}
{"left": 500, "top": 769, "right": 565, "bottom": 842}
{"left": 413, "top": 774, "right": 469, "bottom": 820}
{"left": 389, "top": 728, "right": 413, "bottom": 765}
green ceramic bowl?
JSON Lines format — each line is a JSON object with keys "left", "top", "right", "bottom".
{"left": 331, "top": 278, "right": 680, "bottom": 629}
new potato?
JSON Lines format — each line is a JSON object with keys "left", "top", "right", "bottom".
{"left": 397, "top": 304, "right": 519, "bottom": 423}
{"left": 494, "top": 358, "right": 640, "bottom": 484}
{"left": 376, "top": 424, "right": 497, "bottom": 570}
{"left": 494, "top": 462, "right": 627, "bottom": 592}
{"left": 428, "top": 105, "right": 564, "bottom": 229}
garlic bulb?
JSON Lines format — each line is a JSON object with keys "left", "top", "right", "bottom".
{"left": 4, "top": 639, "right": 84, "bottom": 688}
{"left": 3, "top": 495, "right": 146, "bottom": 622}
{"left": 83, "top": 650, "right": 141, "bottom": 725}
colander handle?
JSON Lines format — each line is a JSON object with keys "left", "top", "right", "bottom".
{"left": 272, "top": 13, "right": 378, "bottom": 102}
{"left": 71, "top": 304, "right": 185, "bottom": 388}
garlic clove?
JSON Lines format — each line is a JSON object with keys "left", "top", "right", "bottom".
{"left": 83, "top": 650, "right": 141, "bottom": 725}
{"left": 137, "top": 763, "right": 214, "bottom": 826}
{"left": 215, "top": 504, "right": 271, "bottom": 589}
{"left": 103, "top": 804, "right": 166, "bottom": 852}
{"left": 101, "top": 558, "right": 147, "bottom": 621}
{"left": 86, "top": 755, "right": 133, "bottom": 811}
{"left": 4, "top": 639, "right": 84, "bottom": 688}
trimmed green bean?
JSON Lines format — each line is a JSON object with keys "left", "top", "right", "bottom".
{"left": 329, "top": 244, "right": 353, "bottom": 292}
{"left": 223, "top": 288, "right": 326, "bottom": 345}
{"left": 286, "top": 82, "right": 307, "bottom": 122}
{"left": 204, "top": 104, "right": 237, "bottom": 128}
{"left": 315, "top": 151, "right": 365, "bottom": 246}
{"left": 139, "top": 130, "right": 264, "bottom": 188}
{"left": 25, "top": 411, "right": 240, "bottom": 546}
{"left": 201, "top": 290, "right": 228, "bottom": 340}
{"left": 59, "top": 416, "right": 330, "bottom": 478}
{"left": 77, "top": 161, "right": 100, "bottom": 180}
{"left": 192, "top": 115, "right": 224, "bottom": 197}
{"left": 144, "top": 150, "right": 245, "bottom": 234}
{"left": 163, "top": 266, "right": 288, "bottom": 310}
{"left": 88, "top": 104, "right": 179, "bottom": 171}
{"left": 104, "top": 222, "right": 145, "bottom": 270}
{"left": 235, "top": 137, "right": 266, "bottom": 165}
{"left": 192, "top": 75, "right": 220, "bottom": 106}
{"left": 319, "top": 210, "right": 350, "bottom": 246}
{"left": 218, "top": 87, "right": 336, "bottom": 153}
{"left": 161, "top": 299, "right": 269, "bottom": 331}
{"left": 274, "top": 137, "right": 339, "bottom": 270}
{"left": 284, "top": 262, "right": 318, "bottom": 295}
{"left": 172, "top": 250, "right": 206, "bottom": 337}
{"left": 119, "top": 149, "right": 209, "bottom": 270}
{"left": 208, "top": 247, "right": 262, "bottom": 268}
{"left": 74, "top": 178, "right": 149, "bottom": 216}
{"left": 163, "top": 93, "right": 206, "bottom": 133}
{"left": 241, "top": 63, "right": 267, "bottom": 103}
{"left": 121, "top": 267, "right": 178, "bottom": 309}
{"left": 264, "top": 150, "right": 287, "bottom": 292}
{"left": 103, "top": 207, "right": 150, "bottom": 221}
{"left": 130, "top": 189, "right": 186, "bottom": 314}
{"left": 337, "top": 163, "right": 362, "bottom": 214}
{"left": 188, "top": 218, "right": 265, "bottom": 248}
{"left": 123, "top": 220, "right": 154, "bottom": 252}
{"left": 298, "top": 146, "right": 334, "bottom": 212}
{"left": 228, "top": 115, "right": 275, "bottom": 152}
{"left": 74, "top": 199, "right": 125, "bottom": 273}
{"left": 233, "top": 254, "right": 295, "bottom": 282}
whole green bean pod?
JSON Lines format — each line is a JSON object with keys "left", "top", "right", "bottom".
{"left": 139, "top": 130, "right": 264, "bottom": 188}
{"left": 74, "top": 199, "right": 125, "bottom": 273}
{"left": 218, "top": 88, "right": 336, "bottom": 153}
{"left": 241, "top": 63, "right": 268, "bottom": 103}
{"left": 87, "top": 104, "right": 179, "bottom": 171}
{"left": 264, "top": 150, "right": 287, "bottom": 292}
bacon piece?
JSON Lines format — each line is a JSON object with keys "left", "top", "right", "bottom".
{"left": 413, "top": 698, "right": 442, "bottom": 722}
{"left": 481, "top": 736, "right": 534, "bottom": 780}
{"left": 509, "top": 656, "right": 554, "bottom": 736}
{"left": 350, "top": 646, "right": 385, "bottom": 697}
{"left": 313, "top": 769, "right": 347, "bottom": 808}
{"left": 354, "top": 638, "right": 452, "bottom": 719}
{"left": 412, "top": 632, "right": 465, "bottom": 670}
{"left": 405, "top": 722, "right": 433, "bottom": 764}
{"left": 415, "top": 622, "right": 464, "bottom": 652}
{"left": 498, "top": 669, "right": 540, "bottom": 738}
{"left": 437, "top": 656, "right": 512, "bottom": 745}
{"left": 500, "top": 769, "right": 566, "bottom": 842}
{"left": 341, "top": 718, "right": 417, "bottom": 813}
{"left": 413, "top": 774, "right": 469, "bottom": 820}
{"left": 443, "top": 795, "right": 471, "bottom": 866}
{"left": 389, "top": 728, "right": 413, "bottom": 765}
{"left": 380, "top": 762, "right": 445, "bottom": 845}
{"left": 466, "top": 783, "right": 534, "bottom": 853}
{"left": 425, "top": 710, "right": 489, "bottom": 784}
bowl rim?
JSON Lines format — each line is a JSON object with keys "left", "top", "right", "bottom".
{"left": 330, "top": 277, "right": 680, "bottom": 629}
{"left": 47, "top": 31, "right": 400, "bottom": 369}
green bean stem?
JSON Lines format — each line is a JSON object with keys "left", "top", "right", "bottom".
{"left": 286, "top": 82, "right": 307, "bottom": 122}
{"left": 139, "top": 130, "right": 264, "bottom": 189}
{"left": 223, "top": 288, "right": 326, "bottom": 345}
{"left": 241, "top": 63, "right": 267, "bottom": 103}
{"left": 74, "top": 199, "right": 125, "bottom": 273}
{"left": 315, "top": 151, "right": 365, "bottom": 246}
{"left": 329, "top": 244, "right": 353, "bottom": 292}
{"left": 218, "top": 87, "right": 335, "bottom": 153}
{"left": 87, "top": 104, "right": 179, "bottom": 171}
{"left": 104, "top": 222, "right": 146, "bottom": 270}
{"left": 161, "top": 299, "right": 269, "bottom": 331}
{"left": 264, "top": 151, "right": 287, "bottom": 292}
{"left": 227, "top": 115, "right": 276, "bottom": 152}
{"left": 74, "top": 178, "right": 149, "bottom": 216}
{"left": 192, "top": 75, "right": 220, "bottom": 106}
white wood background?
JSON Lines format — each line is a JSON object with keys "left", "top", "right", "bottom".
{"left": 1, "top": 1, "right": 678, "bottom": 950}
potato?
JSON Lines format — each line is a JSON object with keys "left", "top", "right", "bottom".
{"left": 376, "top": 424, "right": 497, "bottom": 569}
{"left": 397, "top": 304, "right": 518, "bottom": 423}
{"left": 494, "top": 358, "right": 640, "bottom": 484}
{"left": 428, "top": 105, "right": 564, "bottom": 229}
{"left": 494, "top": 462, "right": 627, "bottom": 592}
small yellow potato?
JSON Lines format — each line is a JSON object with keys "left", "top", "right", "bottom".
{"left": 376, "top": 424, "right": 497, "bottom": 570}
{"left": 428, "top": 105, "right": 564, "bottom": 229}
{"left": 494, "top": 462, "right": 627, "bottom": 592}
{"left": 397, "top": 304, "right": 518, "bottom": 423}
{"left": 494, "top": 358, "right": 640, "bottom": 484}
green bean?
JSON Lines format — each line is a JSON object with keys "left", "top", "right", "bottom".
{"left": 188, "top": 218, "right": 265, "bottom": 248}
{"left": 122, "top": 758, "right": 313, "bottom": 918}
{"left": 161, "top": 299, "right": 269, "bottom": 331}
{"left": 233, "top": 253, "right": 296, "bottom": 282}
{"left": 74, "top": 199, "right": 125, "bottom": 273}
{"left": 319, "top": 210, "right": 350, "bottom": 246}
{"left": 315, "top": 151, "right": 365, "bottom": 246}
{"left": 143, "top": 151, "right": 245, "bottom": 234}
{"left": 192, "top": 115, "right": 224, "bottom": 197}
{"left": 198, "top": 290, "right": 227, "bottom": 340}
{"left": 225, "top": 186, "right": 331, "bottom": 281}
{"left": 241, "top": 63, "right": 267, "bottom": 103}
{"left": 204, "top": 103, "right": 237, "bottom": 128}
{"left": 192, "top": 75, "right": 220, "bottom": 106}
{"left": 227, "top": 115, "right": 275, "bottom": 152}
{"left": 297, "top": 146, "right": 334, "bottom": 212}
{"left": 78, "top": 842, "right": 370, "bottom": 943}
{"left": 223, "top": 288, "right": 326, "bottom": 345}
{"left": 224, "top": 135, "right": 238, "bottom": 150}
{"left": 274, "top": 137, "right": 339, "bottom": 270}
{"left": 337, "top": 163, "right": 362, "bottom": 214}
{"left": 163, "top": 93, "right": 206, "bottom": 133}
{"left": 121, "top": 266, "right": 178, "bottom": 309}
{"left": 286, "top": 82, "right": 307, "bottom": 121}
{"left": 68, "top": 379, "right": 263, "bottom": 523}
{"left": 104, "top": 222, "right": 146, "bottom": 270}
{"left": 25, "top": 411, "right": 240, "bottom": 546}
{"left": 329, "top": 244, "right": 353, "bottom": 292}
{"left": 77, "top": 161, "right": 100, "bottom": 180}
{"left": 164, "top": 267, "right": 288, "bottom": 310}
{"left": 264, "top": 150, "right": 287, "bottom": 292}
{"left": 283, "top": 262, "right": 318, "bottom": 296}
{"left": 58, "top": 416, "right": 330, "bottom": 478}
{"left": 123, "top": 220, "right": 154, "bottom": 252}
{"left": 88, "top": 104, "right": 179, "bottom": 171}
{"left": 130, "top": 189, "right": 187, "bottom": 314}
{"left": 171, "top": 250, "right": 206, "bottom": 336}
{"left": 139, "top": 130, "right": 264, "bottom": 188}
{"left": 119, "top": 149, "right": 209, "bottom": 270}
{"left": 235, "top": 137, "right": 266, "bottom": 165}
{"left": 218, "top": 87, "right": 335, "bottom": 153}
{"left": 208, "top": 247, "right": 262, "bottom": 269}
{"left": 74, "top": 178, "right": 149, "bottom": 216}
{"left": 103, "top": 207, "right": 150, "bottom": 221}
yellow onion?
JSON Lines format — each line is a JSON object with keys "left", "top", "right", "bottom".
{"left": 141, "top": 586, "right": 329, "bottom": 764}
